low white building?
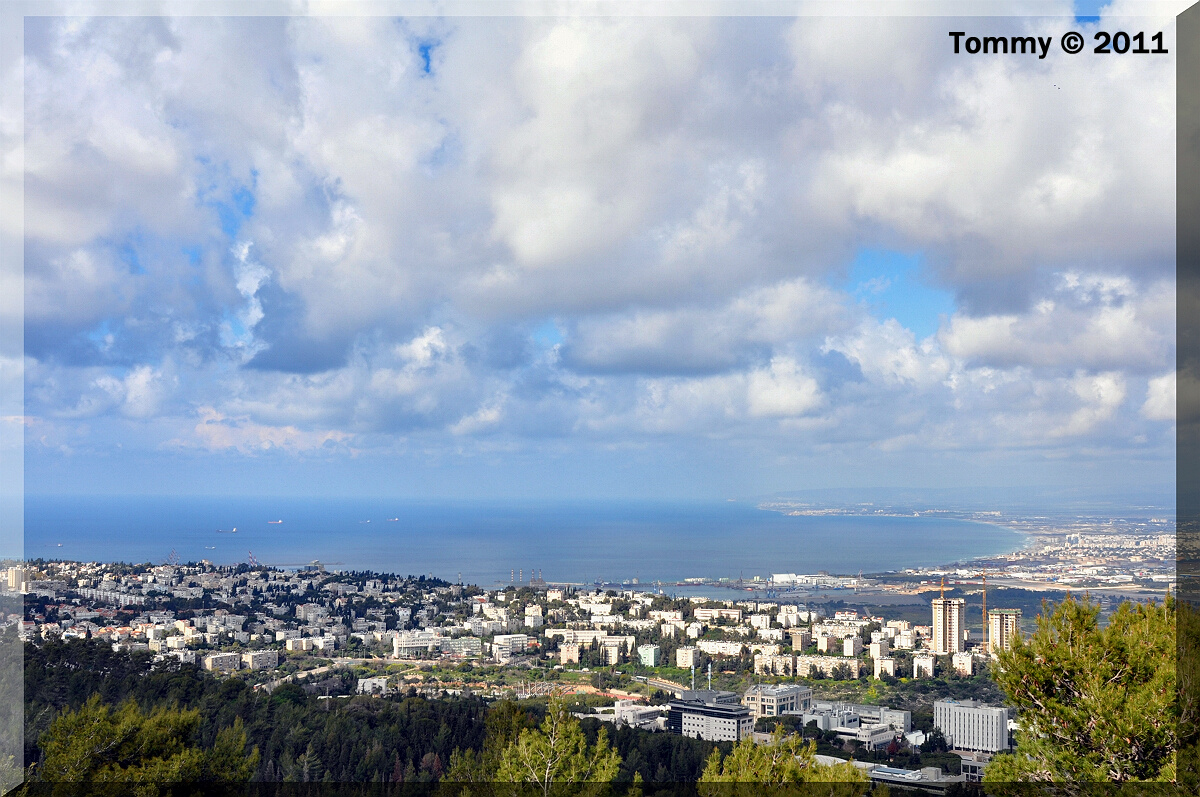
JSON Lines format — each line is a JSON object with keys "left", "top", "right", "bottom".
{"left": 203, "top": 652, "right": 241, "bottom": 674}
{"left": 913, "top": 654, "right": 935, "bottom": 678}
{"left": 676, "top": 646, "right": 700, "bottom": 668}
{"left": 492, "top": 633, "right": 530, "bottom": 658}
{"left": 242, "top": 650, "right": 279, "bottom": 670}
{"left": 742, "top": 684, "right": 812, "bottom": 719}
{"left": 357, "top": 676, "right": 389, "bottom": 695}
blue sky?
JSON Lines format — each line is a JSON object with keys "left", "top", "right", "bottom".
{"left": 16, "top": 8, "right": 1177, "bottom": 501}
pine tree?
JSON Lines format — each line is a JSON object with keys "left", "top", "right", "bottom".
{"left": 697, "top": 726, "right": 868, "bottom": 792}
{"left": 32, "top": 695, "right": 258, "bottom": 794}
{"left": 494, "top": 697, "right": 621, "bottom": 796}
{"left": 985, "top": 594, "right": 1177, "bottom": 785}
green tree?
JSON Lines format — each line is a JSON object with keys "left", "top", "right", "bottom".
{"left": 494, "top": 697, "right": 620, "bottom": 796}
{"left": 985, "top": 594, "right": 1176, "bottom": 785}
{"left": 444, "top": 699, "right": 536, "bottom": 783}
{"left": 698, "top": 726, "right": 868, "bottom": 792}
{"left": 1180, "top": 599, "right": 1200, "bottom": 792}
{"left": 32, "top": 694, "right": 257, "bottom": 795}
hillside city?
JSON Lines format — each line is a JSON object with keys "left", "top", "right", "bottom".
{"left": 6, "top": 547, "right": 1157, "bottom": 791}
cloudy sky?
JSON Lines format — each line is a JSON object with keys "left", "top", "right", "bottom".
{"left": 15, "top": 2, "right": 1178, "bottom": 500}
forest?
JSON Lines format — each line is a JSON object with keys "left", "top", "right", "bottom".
{"left": 22, "top": 638, "right": 726, "bottom": 787}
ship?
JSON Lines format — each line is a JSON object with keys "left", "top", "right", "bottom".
{"left": 268, "top": 520, "right": 283, "bottom": 524}
{"left": 216, "top": 527, "right": 238, "bottom": 533}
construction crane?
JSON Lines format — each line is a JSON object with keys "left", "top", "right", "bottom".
{"left": 979, "top": 569, "right": 995, "bottom": 654}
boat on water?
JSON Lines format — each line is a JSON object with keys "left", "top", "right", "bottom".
{"left": 216, "top": 527, "right": 238, "bottom": 533}
{"left": 268, "top": 520, "right": 283, "bottom": 524}
{"left": 387, "top": 518, "right": 399, "bottom": 522}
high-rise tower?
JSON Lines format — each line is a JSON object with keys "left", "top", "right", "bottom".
{"left": 932, "top": 582, "right": 966, "bottom": 655}
{"left": 987, "top": 608, "right": 1022, "bottom": 654}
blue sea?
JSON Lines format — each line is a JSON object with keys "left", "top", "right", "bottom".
{"left": 23, "top": 497, "right": 1024, "bottom": 588}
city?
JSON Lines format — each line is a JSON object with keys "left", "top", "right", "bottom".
{"left": 4, "top": 5, "right": 1185, "bottom": 789}
{"left": 6, "top": 551, "right": 1110, "bottom": 789}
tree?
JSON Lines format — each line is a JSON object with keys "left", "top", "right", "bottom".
{"left": 1181, "top": 599, "right": 1200, "bottom": 792}
{"left": 920, "top": 728, "right": 948, "bottom": 754}
{"left": 33, "top": 695, "right": 258, "bottom": 794}
{"left": 494, "top": 697, "right": 621, "bottom": 796}
{"left": 446, "top": 700, "right": 536, "bottom": 783}
{"left": 984, "top": 594, "right": 1176, "bottom": 785}
{"left": 698, "top": 726, "right": 868, "bottom": 792}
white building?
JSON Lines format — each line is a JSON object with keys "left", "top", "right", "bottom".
{"left": 668, "top": 691, "right": 754, "bottom": 742}
{"left": 753, "top": 653, "right": 796, "bottom": 676}
{"left": 202, "top": 652, "right": 241, "bottom": 674}
{"left": 241, "top": 650, "right": 279, "bottom": 670}
{"left": 492, "top": 633, "right": 530, "bottom": 657}
{"left": 934, "top": 699, "right": 1010, "bottom": 752}
{"left": 581, "top": 700, "right": 665, "bottom": 731}
{"left": 393, "top": 630, "right": 442, "bottom": 658}
{"left": 357, "top": 676, "right": 389, "bottom": 695}
{"left": 913, "top": 654, "right": 936, "bottom": 679}
{"left": 742, "top": 684, "right": 813, "bottom": 719}
{"left": 440, "top": 636, "right": 482, "bottom": 657}
{"left": 795, "top": 655, "right": 861, "bottom": 678}
{"left": 676, "top": 646, "right": 700, "bottom": 668}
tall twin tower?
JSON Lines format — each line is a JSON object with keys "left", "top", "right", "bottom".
{"left": 932, "top": 581, "right": 1021, "bottom": 655}
{"left": 931, "top": 595, "right": 965, "bottom": 654}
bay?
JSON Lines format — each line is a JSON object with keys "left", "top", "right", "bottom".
{"left": 23, "top": 496, "right": 1024, "bottom": 587}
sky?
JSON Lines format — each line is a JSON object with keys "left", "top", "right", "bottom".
{"left": 11, "top": 2, "right": 1181, "bottom": 502}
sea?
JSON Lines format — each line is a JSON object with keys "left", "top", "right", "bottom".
{"left": 22, "top": 496, "right": 1025, "bottom": 590}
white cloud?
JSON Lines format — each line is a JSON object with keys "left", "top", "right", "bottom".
{"left": 450, "top": 399, "right": 505, "bottom": 436}
{"left": 174, "top": 405, "right": 350, "bottom": 455}
{"left": 939, "top": 276, "right": 1173, "bottom": 371}
{"left": 565, "top": 277, "right": 845, "bottom": 374}
{"left": 746, "top": 357, "right": 822, "bottom": 418}
{"left": 17, "top": 14, "right": 1177, "bottom": 485}
{"left": 825, "top": 318, "right": 950, "bottom": 388}
{"left": 1051, "top": 372, "right": 1127, "bottom": 438}
{"left": 1142, "top": 372, "right": 1175, "bottom": 422}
